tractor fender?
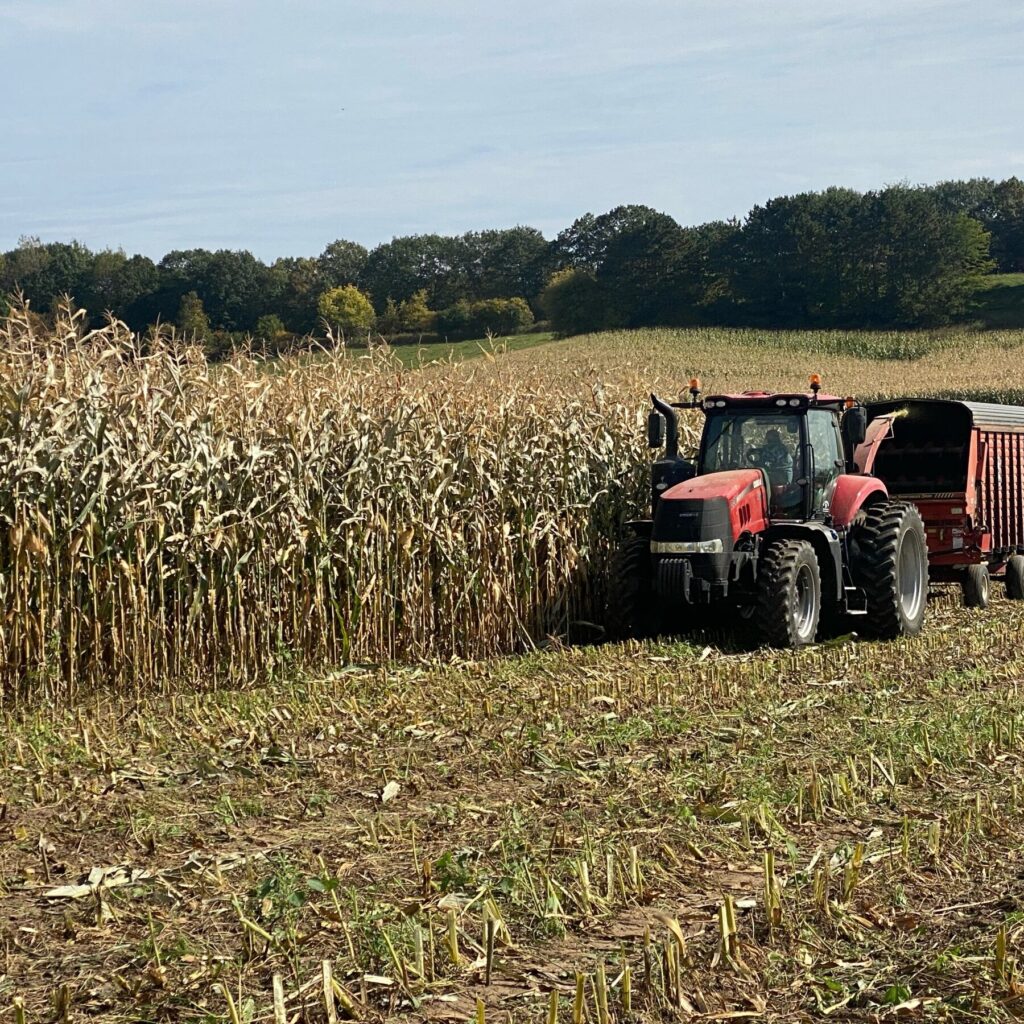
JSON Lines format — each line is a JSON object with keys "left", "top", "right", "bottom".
{"left": 624, "top": 519, "right": 653, "bottom": 538}
{"left": 766, "top": 523, "right": 844, "bottom": 602}
{"left": 830, "top": 475, "right": 888, "bottom": 528}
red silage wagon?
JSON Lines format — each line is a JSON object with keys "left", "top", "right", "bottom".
{"left": 863, "top": 399, "right": 1024, "bottom": 607}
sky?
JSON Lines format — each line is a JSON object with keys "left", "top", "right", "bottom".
{"left": 1, "top": 0, "right": 1022, "bottom": 262}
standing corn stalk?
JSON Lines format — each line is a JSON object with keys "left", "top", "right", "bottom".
{"left": 0, "top": 302, "right": 694, "bottom": 705}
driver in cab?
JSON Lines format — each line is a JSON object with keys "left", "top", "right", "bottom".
{"left": 760, "top": 428, "right": 793, "bottom": 482}
{"left": 759, "top": 425, "right": 802, "bottom": 514}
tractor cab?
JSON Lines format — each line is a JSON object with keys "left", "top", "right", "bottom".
{"left": 697, "top": 386, "right": 859, "bottom": 522}
{"left": 617, "top": 375, "right": 926, "bottom": 648}
{"left": 648, "top": 378, "right": 868, "bottom": 523}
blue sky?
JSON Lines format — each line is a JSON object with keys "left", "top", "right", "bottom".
{"left": 1, "top": 0, "right": 1021, "bottom": 261}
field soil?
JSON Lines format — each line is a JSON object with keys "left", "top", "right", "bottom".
{"left": 6, "top": 321, "right": 1024, "bottom": 1021}
{"left": 3, "top": 591, "right": 1024, "bottom": 1022}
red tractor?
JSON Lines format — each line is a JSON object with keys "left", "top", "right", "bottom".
{"left": 614, "top": 377, "right": 929, "bottom": 647}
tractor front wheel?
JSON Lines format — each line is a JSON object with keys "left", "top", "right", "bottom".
{"left": 962, "top": 564, "right": 990, "bottom": 609}
{"left": 854, "top": 501, "right": 928, "bottom": 638}
{"left": 609, "top": 535, "right": 661, "bottom": 639}
{"left": 754, "top": 538, "right": 821, "bottom": 647}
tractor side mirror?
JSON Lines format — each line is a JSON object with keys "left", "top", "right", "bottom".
{"left": 841, "top": 406, "right": 867, "bottom": 450}
{"left": 647, "top": 410, "right": 666, "bottom": 449}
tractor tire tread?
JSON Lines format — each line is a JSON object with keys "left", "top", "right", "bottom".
{"left": 610, "top": 535, "right": 660, "bottom": 640}
{"left": 855, "top": 501, "right": 927, "bottom": 639}
{"left": 754, "top": 538, "right": 819, "bottom": 648}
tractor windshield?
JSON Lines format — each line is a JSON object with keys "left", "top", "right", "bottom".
{"left": 701, "top": 411, "right": 805, "bottom": 517}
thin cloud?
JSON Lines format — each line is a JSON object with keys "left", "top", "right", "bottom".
{"left": 0, "top": 0, "right": 1021, "bottom": 257}
{"left": 0, "top": 1, "right": 94, "bottom": 32}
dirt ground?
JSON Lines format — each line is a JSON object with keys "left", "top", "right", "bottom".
{"left": 3, "top": 591, "right": 1024, "bottom": 1022}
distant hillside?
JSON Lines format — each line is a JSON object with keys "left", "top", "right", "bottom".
{"left": 972, "top": 273, "right": 1024, "bottom": 328}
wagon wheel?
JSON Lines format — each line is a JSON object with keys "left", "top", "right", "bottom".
{"left": 962, "top": 564, "right": 990, "bottom": 609}
{"left": 1005, "top": 555, "right": 1024, "bottom": 600}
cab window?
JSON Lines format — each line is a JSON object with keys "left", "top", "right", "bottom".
{"left": 701, "top": 413, "right": 800, "bottom": 477}
{"left": 701, "top": 411, "right": 804, "bottom": 518}
{"left": 807, "top": 409, "right": 843, "bottom": 513}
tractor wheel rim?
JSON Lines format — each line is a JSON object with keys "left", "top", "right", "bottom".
{"left": 794, "top": 563, "right": 815, "bottom": 639}
{"left": 898, "top": 530, "right": 925, "bottom": 620}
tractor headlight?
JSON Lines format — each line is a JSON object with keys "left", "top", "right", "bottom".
{"left": 651, "top": 539, "right": 725, "bottom": 554}
{"left": 692, "top": 539, "right": 724, "bottom": 554}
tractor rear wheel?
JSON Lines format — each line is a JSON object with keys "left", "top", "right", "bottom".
{"left": 854, "top": 502, "right": 928, "bottom": 639}
{"left": 754, "top": 538, "right": 821, "bottom": 647}
{"left": 1005, "top": 556, "right": 1024, "bottom": 600}
{"left": 962, "top": 564, "right": 990, "bottom": 608}
{"left": 609, "top": 535, "right": 661, "bottom": 639}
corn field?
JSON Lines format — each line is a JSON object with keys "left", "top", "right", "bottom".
{"left": 5, "top": 305, "right": 1024, "bottom": 705}
{"left": 6, "top": 311, "right": 1024, "bottom": 1021}
{"left": 0, "top": 306, "right": 675, "bottom": 704}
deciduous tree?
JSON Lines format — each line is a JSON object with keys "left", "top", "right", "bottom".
{"left": 539, "top": 269, "right": 608, "bottom": 336}
{"left": 177, "top": 291, "right": 210, "bottom": 337}
{"left": 317, "top": 284, "right": 376, "bottom": 338}
{"left": 317, "top": 239, "right": 368, "bottom": 287}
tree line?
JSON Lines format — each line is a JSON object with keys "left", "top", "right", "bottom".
{"left": 1, "top": 177, "right": 1021, "bottom": 350}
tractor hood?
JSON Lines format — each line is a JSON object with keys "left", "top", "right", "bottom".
{"left": 652, "top": 469, "right": 768, "bottom": 573}
{"left": 661, "top": 469, "right": 765, "bottom": 508}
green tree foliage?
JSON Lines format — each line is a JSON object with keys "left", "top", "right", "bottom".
{"left": 317, "top": 239, "right": 369, "bottom": 287}
{"left": 0, "top": 178, "right": 1016, "bottom": 344}
{"left": 160, "top": 249, "right": 277, "bottom": 332}
{"left": 359, "top": 229, "right": 551, "bottom": 314}
{"left": 552, "top": 205, "right": 667, "bottom": 271}
{"left": 687, "top": 220, "right": 743, "bottom": 318}
{"left": 398, "top": 289, "right": 434, "bottom": 333}
{"left": 177, "top": 291, "right": 210, "bottom": 337}
{"left": 539, "top": 269, "right": 609, "bottom": 336}
{"left": 860, "top": 187, "right": 992, "bottom": 324}
{"left": 461, "top": 227, "right": 551, "bottom": 305}
{"left": 931, "top": 177, "right": 1024, "bottom": 272}
{"left": 0, "top": 238, "right": 94, "bottom": 312}
{"left": 255, "top": 313, "right": 287, "bottom": 340}
{"left": 435, "top": 298, "right": 533, "bottom": 339}
{"left": 83, "top": 251, "right": 160, "bottom": 323}
{"left": 729, "top": 189, "right": 864, "bottom": 324}
{"left": 359, "top": 234, "right": 471, "bottom": 310}
{"left": 317, "top": 284, "right": 376, "bottom": 337}
{"left": 596, "top": 212, "right": 706, "bottom": 327}
{"left": 377, "top": 298, "right": 402, "bottom": 337}
{"left": 270, "top": 257, "right": 323, "bottom": 335}
{"left": 992, "top": 178, "right": 1024, "bottom": 273}
{"left": 730, "top": 186, "right": 992, "bottom": 327}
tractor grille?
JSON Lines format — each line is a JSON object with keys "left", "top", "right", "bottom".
{"left": 653, "top": 496, "right": 730, "bottom": 543}
{"left": 653, "top": 499, "right": 704, "bottom": 541}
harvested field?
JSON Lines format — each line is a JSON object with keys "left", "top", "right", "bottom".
{"left": 5, "top": 313, "right": 1024, "bottom": 1021}
{"left": 3, "top": 594, "right": 1024, "bottom": 1021}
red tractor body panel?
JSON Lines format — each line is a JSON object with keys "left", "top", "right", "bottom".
{"left": 660, "top": 468, "right": 770, "bottom": 541}
{"left": 829, "top": 475, "right": 888, "bottom": 527}
{"left": 853, "top": 416, "right": 894, "bottom": 475}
